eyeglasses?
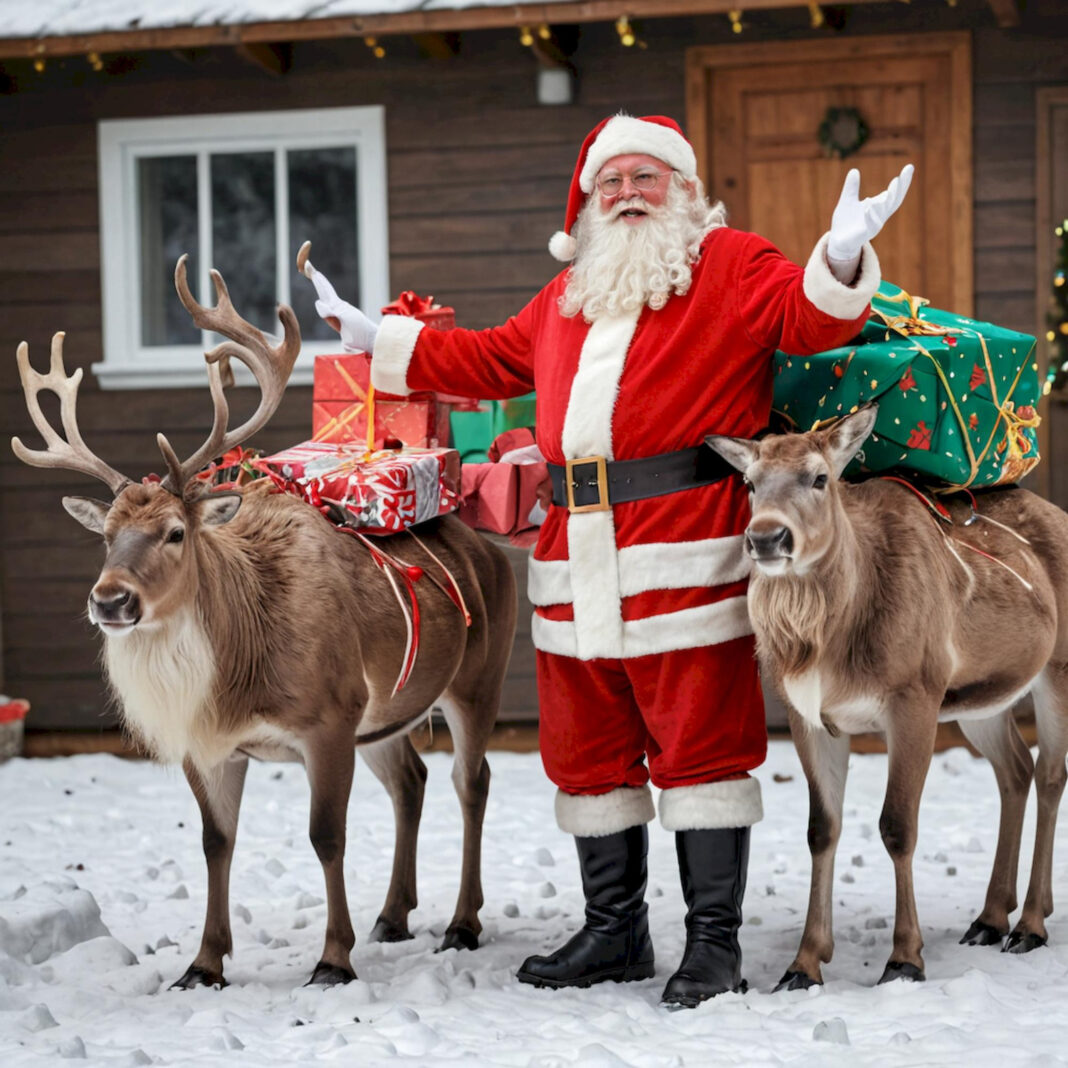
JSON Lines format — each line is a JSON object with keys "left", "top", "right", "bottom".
{"left": 595, "top": 170, "right": 672, "bottom": 196}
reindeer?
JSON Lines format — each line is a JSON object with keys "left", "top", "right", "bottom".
{"left": 706, "top": 406, "right": 1068, "bottom": 989}
{"left": 11, "top": 259, "right": 517, "bottom": 989}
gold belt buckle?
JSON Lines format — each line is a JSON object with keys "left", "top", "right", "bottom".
{"left": 565, "top": 455, "right": 610, "bottom": 513}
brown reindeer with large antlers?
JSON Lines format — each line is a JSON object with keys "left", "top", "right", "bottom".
{"left": 706, "top": 406, "right": 1068, "bottom": 989}
{"left": 11, "top": 258, "right": 517, "bottom": 988}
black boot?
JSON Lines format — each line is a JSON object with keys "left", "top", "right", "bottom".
{"left": 661, "top": 827, "right": 749, "bottom": 1009}
{"left": 517, "top": 824, "right": 655, "bottom": 988}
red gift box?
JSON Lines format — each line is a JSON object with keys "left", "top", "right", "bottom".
{"left": 312, "top": 352, "right": 450, "bottom": 448}
{"left": 254, "top": 442, "right": 460, "bottom": 535}
{"left": 381, "top": 290, "right": 455, "bottom": 331}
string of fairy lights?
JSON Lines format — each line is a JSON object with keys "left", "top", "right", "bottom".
{"left": 1047, "top": 219, "right": 1068, "bottom": 392}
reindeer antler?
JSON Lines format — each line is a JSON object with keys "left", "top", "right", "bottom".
{"left": 162, "top": 255, "right": 301, "bottom": 492}
{"left": 11, "top": 332, "right": 134, "bottom": 495}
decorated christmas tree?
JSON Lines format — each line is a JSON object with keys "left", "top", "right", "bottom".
{"left": 1047, "top": 219, "right": 1068, "bottom": 391}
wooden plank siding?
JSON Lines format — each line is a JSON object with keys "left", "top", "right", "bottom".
{"left": 1, "top": 5, "right": 1066, "bottom": 729}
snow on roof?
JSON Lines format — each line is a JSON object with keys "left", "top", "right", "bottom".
{"left": 0, "top": 0, "right": 577, "bottom": 41}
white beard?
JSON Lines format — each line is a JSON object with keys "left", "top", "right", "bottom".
{"left": 559, "top": 175, "right": 726, "bottom": 322}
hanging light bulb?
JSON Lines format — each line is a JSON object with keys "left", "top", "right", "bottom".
{"left": 728, "top": 10, "right": 744, "bottom": 34}
{"left": 537, "top": 24, "right": 551, "bottom": 40}
{"left": 519, "top": 25, "right": 534, "bottom": 47}
{"left": 88, "top": 51, "right": 104, "bottom": 72}
{"left": 363, "top": 35, "right": 385, "bottom": 59}
{"left": 33, "top": 57, "right": 45, "bottom": 73}
{"left": 615, "top": 16, "right": 637, "bottom": 47}
{"left": 808, "top": 2, "right": 824, "bottom": 28}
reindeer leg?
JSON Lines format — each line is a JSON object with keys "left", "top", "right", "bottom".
{"left": 957, "top": 712, "right": 1034, "bottom": 946}
{"left": 172, "top": 755, "right": 249, "bottom": 989}
{"left": 776, "top": 715, "right": 850, "bottom": 990}
{"left": 438, "top": 694, "right": 495, "bottom": 952}
{"left": 877, "top": 708, "right": 939, "bottom": 983}
{"left": 1008, "top": 669, "right": 1068, "bottom": 952}
{"left": 304, "top": 727, "right": 358, "bottom": 985}
{"left": 360, "top": 734, "right": 427, "bottom": 943}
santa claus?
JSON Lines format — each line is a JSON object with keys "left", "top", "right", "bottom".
{"left": 311, "top": 113, "right": 912, "bottom": 1007}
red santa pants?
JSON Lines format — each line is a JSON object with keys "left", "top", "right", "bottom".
{"left": 536, "top": 635, "right": 767, "bottom": 795}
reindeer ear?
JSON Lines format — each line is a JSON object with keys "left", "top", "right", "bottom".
{"left": 62, "top": 495, "right": 110, "bottom": 534}
{"left": 704, "top": 434, "right": 759, "bottom": 474}
{"left": 825, "top": 404, "right": 879, "bottom": 478}
{"left": 198, "top": 492, "right": 242, "bottom": 527}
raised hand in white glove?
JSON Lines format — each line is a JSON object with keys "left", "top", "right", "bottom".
{"left": 302, "top": 250, "right": 378, "bottom": 354}
{"left": 826, "top": 163, "right": 914, "bottom": 282}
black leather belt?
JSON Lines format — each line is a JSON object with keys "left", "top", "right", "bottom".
{"left": 547, "top": 445, "right": 734, "bottom": 513}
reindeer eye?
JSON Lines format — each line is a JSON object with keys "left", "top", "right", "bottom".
{"left": 741, "top": 475, "right": 753, "bottom": 490}
{"left": 813, "top": 473, "right": 829, "bottom": 490}
{"left": 166, "top": 527, "right": 185, "bottom": 544}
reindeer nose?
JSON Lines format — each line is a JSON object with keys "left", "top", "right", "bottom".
{"left": 745, "top": 525, "right": 793, "bottom": 559}
{"left": 89, "top": 587, "right": 140, "bottom": 626}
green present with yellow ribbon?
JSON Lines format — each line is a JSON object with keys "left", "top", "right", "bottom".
{"left": 772, "top": 283, "right": 1041, "bottom": 488}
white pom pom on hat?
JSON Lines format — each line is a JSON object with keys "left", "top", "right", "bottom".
{"left": 548, "top": 113, "right": 697, "bottom": 263}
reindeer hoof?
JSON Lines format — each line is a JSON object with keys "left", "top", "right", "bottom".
{"left": 369, "top": 917, "right": 414, "bottom": 943}
{"left": 1003, "top": 930, "right": 1047, "bottom": 954}
{"left": 306, "top": 961, "right": 356, "bottom": 986}
{"left": 960, "top": 920, "right": 1005, "bottom": 946}
{"left": 878, "top": 961, "right": 925, "bottom": 984}
{"left": 774, "top": 970, "right": 820, "bottom": 992}
{"left": 437, "top": 925, "right": 479, "bottom": 952}
{"left": 170, "top": 965, "right": 227, "bottom": 990}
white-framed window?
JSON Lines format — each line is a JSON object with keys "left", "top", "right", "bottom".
{"left": 96, "top": 106, "right": 389, "bottom": 389}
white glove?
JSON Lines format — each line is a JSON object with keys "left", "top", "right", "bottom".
{"left": 826, "top": 163, "right": 914, "bottom": 280}
{"left": 306, "top": 260, "right": 378, "bottom": 354}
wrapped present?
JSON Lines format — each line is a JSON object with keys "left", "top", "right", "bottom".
{"left": 312, "top": 352, "right": 451, "bottom": 448}
{"left": 773, "top": 283, "right": 1041, "bottom": 488}
{"left": 0, "top": 696, "right": 28, "bottom": 762}
{"left": 457, "top": 428, "right": 547, "bottom": 546}
{"left": 254, "top": 441, "right": 460, "bottom": 535}
{"left": 381, "top": 289, "right": 456, "bottom": 332}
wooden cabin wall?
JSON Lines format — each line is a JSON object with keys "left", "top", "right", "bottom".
{"left": 1, "top": 3, "right": 1065, "bottom": 730}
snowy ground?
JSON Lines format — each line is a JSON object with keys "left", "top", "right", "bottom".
{"left": 2, "top": 741, "right": 1067, "bottom": 1067}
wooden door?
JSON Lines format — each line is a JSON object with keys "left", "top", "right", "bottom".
{"left": 1036, "top": 87, "right": 1068, "bottom": 504}
{"left": 686, "top": 33, "right": 972, "bottom": 314}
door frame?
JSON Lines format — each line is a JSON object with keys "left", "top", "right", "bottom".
{"left": 685, "top": 31, "right": 974, "bottom": 314}
{"left": 1034, "top": 86, "right": 1068, "bottom": 500}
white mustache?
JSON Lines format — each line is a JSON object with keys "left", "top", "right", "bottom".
{"left": 611, "top": 196, "right": 657, "bottom": 219}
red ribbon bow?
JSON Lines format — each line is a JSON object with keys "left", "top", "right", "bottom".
{"left": 381, "top": 291, "right": 438, "bottom": 317}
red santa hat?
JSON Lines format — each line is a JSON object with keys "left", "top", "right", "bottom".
{"left": 548, "top": 113, "right": 698, "bottom": 263}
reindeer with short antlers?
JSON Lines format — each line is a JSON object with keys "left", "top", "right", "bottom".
{"left": 11, "top": 257, "right": 517, "bottom": 988}
{"left": 707, "top": 406, "right": 1068, "bottom": 988}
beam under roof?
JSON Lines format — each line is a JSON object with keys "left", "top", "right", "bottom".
{"left": 0, "top": 0, "right": 897, "bottom": 62}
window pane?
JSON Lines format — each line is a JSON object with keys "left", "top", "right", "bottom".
{"left": 210, "top": 152, "right": 277, "bottom": 334}
{"left": 288, "top": 147, "right": 359, "bottom": 342}
{"left": 138, "top": 156, "right": 199, "bottom": 346}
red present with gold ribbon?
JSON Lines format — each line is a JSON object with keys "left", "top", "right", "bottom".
{"left": 254, "top": 441, "right": 460, "bottom": 536}
{"left": 312, "top": 352, "right": 450, "bottom": 448}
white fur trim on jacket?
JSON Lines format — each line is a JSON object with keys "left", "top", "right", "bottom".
{"left": 369, "top": 316, "right": 425, "bottom": 396}
{"left": 580, "top": 116, "right": 697, "bottom": 194}
{"left": 555, "top": 785, "right": 655, "bottom": 836}
{"left": 558, "top": 312, "right": 639, "bottom": 660}
{"left": 531, "top": 595, "right": 752, "bottom": 660}
{"left": 527, "top": 536, "right": 751, "bottom": 607}
{"left": 659, "top": 777, "right": 764, "bottom": 831}
{"left": 802, "top": 233, "right": 881, "bottom": 322}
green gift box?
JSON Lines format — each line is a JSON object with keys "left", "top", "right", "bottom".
{"left": 772, "top": 283, "right": 1041, "bottom": 488}
{"left": 449, "top": 392, "right": 537, "bottom": 464}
